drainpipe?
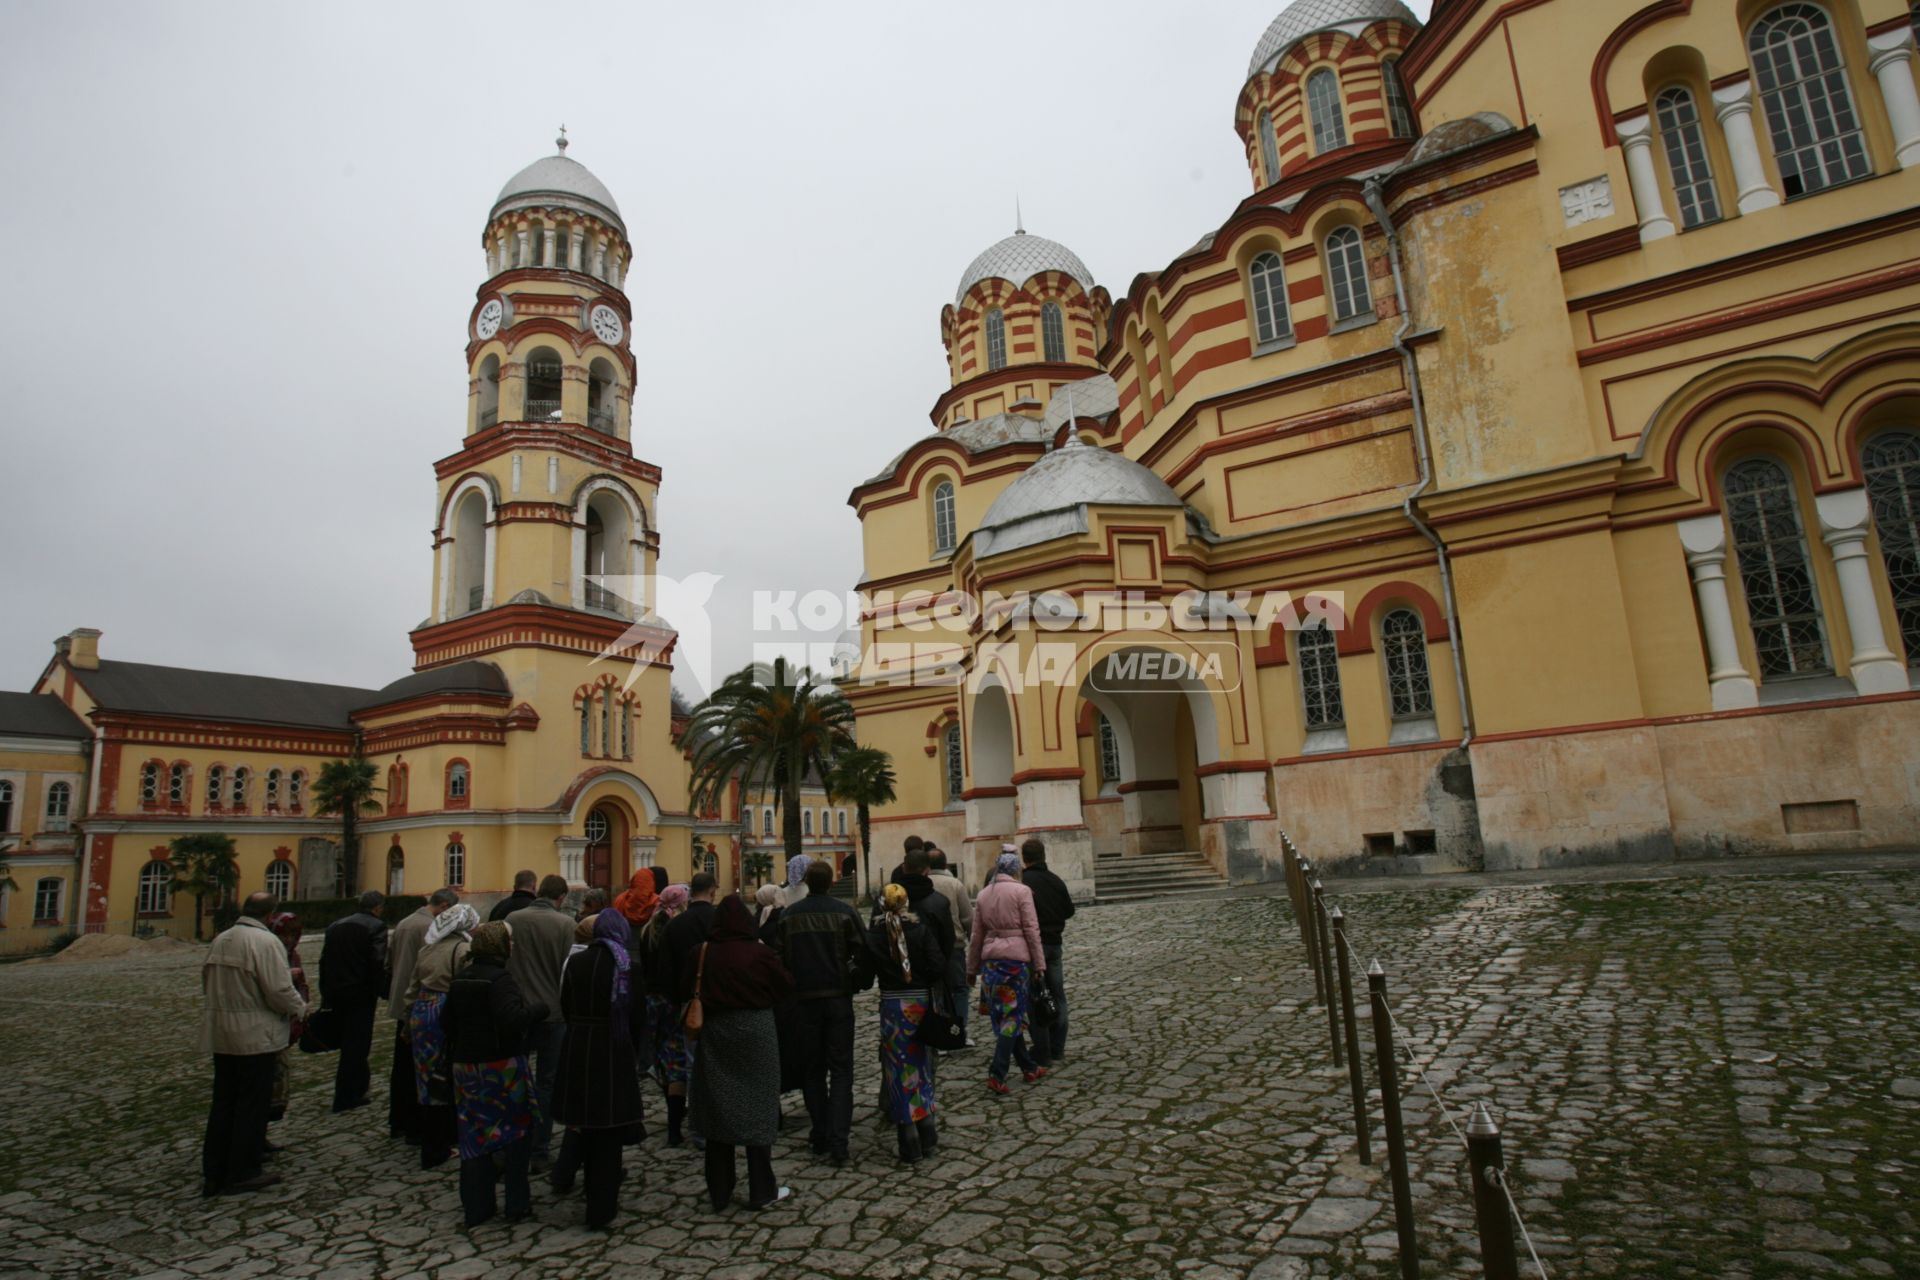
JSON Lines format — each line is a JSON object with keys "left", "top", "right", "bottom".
{"left": 1362, "top": 177, "right": 1475, "bottom": 748}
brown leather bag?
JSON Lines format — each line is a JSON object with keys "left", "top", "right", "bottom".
{"left": 681, "top": 943, "right": 708, "bottom": 1039}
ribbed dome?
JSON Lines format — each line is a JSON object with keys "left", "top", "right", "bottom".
{"left": 976, "top": 440, "right": 1181, "bottom": 556}
{"left": 491, "top": 149, "right": 624, "bottom": 232}
{"left": 1247, "top": 0, "right": 1420, "bottom": 78}
{"left": 956, "top": 230, "right": 1095, "bottom": 306}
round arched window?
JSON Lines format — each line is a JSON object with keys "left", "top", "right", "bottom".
{"left": 584, "top": 812, "right": 611, "bottom": 843}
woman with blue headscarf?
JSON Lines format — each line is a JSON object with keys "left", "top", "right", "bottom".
{"left": 778, "top": 854, "right": 811, "bottom": 909}
{"left": 551, "top": 908, "right": 648, "bottom": 1229}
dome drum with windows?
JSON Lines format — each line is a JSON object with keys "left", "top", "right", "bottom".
{"left": 940, "top": 226, "right": 1112, "bottom": 423}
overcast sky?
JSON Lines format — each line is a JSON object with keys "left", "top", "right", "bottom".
{"left": 0, "top": 0, "right": 1429, "bottom": 700}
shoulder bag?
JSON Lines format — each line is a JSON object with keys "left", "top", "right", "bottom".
{"left": 681, "top": 943, "right": 708, "bottom": 1040}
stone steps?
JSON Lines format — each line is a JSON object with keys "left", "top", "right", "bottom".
{"left": 1094, "top": 850, "right": 1230, "bottom": 902}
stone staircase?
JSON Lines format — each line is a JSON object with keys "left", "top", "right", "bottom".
{"left": 1094, "top": 850, "right": 1229, "bottom": 903}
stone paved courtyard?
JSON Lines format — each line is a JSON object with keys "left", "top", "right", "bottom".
{"left": 2, "top": 853, "right": 1917, "bottom": 1279}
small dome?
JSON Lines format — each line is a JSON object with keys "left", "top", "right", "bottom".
{"left": 956, "top": 229, "right": 1095, "bottom": 306}
{"left": 491, "top": 146, "right": 624, "bottom": 232}
{"left": 1247, "top": 0, "right": 1420, "bottom": 79}
{"left": 976, "top": 440, "right": 1181, "bottom": 556}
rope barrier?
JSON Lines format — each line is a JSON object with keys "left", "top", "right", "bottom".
{"left": 1490, "top": 1165, "right": 1552, "bottom": 1278}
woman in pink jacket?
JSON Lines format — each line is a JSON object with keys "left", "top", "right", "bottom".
{"left": 966, "top": 850, "right": 1049, "bottom": 1094}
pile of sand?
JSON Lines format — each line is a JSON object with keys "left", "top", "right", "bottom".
{"left": 26, "top": 932, "right": 204, "bottom": 964}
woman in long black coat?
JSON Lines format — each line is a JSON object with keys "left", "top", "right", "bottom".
{"left": 551, "top": 908, "right": 647, "bottom": 1229}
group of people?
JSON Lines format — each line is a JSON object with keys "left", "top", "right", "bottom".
{"left": 197, "top": 836, "right": 1075, "bottom": 1231}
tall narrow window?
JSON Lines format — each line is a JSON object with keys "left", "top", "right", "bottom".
{"left": 1097, "top": 714, "right": 1122, "bottom": 783}
{"left": 44, "top": 781, "right": 71, "bottom": 832}
{"left": 1307, "top": 69, "right": 1347, "bottom": 153}
{"left": 838, "top": 810, "right": 847, "bottom": 836}
{"left": 1381, "top": 609, "right": 1434, "bottom": 718}
{"left": 985, "top": 308, "right": 1007, "bottom": 371}
{"left": 580, "top": 702, "right": 592, "bottom": 754}
{"left": 139, "top": 764, "right": 159, "bottom": 807}
{"left": 601, "top": 688, "right": 613, "bottom": 757}
{"left": 1862, "top": 430, "right": 1920, "bottom": 663}
{"left": 944, "top": 722, "right": 964, "bottom": 802}
{"left": 0, "top": 779, "right": 13, "bottom": 832}
{"left": 1654, "top": 87, "right": 1723, "bottom": 227}
{"left": 1248, "top": 252, "right": 1292, "bottom": 347}
{"left": 1258, "top": 107, "right": 1282, "bottom": 184}
{"left": 620, "top": 700, "right": 632, "bottom": 758}
{"left": 386, "top": 848, "right": 405, "bottom": 896}
{"left": 137, "top": 861, "right": 171, "bottom": 915}
{"left": 1725, "top": 457, "right": 1832, "bottom": 679}
{"left": 33, "top": 876, "right": 63, "bottom": 923}
{"left": 265, "top": 768, "right": 281, "bottom": 811}
{"left": 1749, "top": 4, "right": 1870, "bottom": 197}
{"left": 803, "top": 809, "right": 813, "bottom": 837}
{"left": 763, "top": 808, "right": 774, "bottom": 836}
{"left": 230, "top": 767, "right": 250, "bottom": 811}
{"left": 448, "top": 762, "right": 470, "bottom": 802}
{"left": 932, "top": 480, "right": 957, "bottom": 555}
{"left": 1298, "top": 622, "right": 1346, "bottom": 730}
{"left": 206, "top": 766, "right": 224, "bottom": 810}
{"left": 288, "top": 770, "right": 305, "bottom": 811}
{"left": 169, "top": 763, "right": 188, "bottom": 807}
{"left": 1324, "top": 227, "right": 1372, "bottom": 323}
{"left": 265, "top": 859, "right": 293, "bottom": 900}
{"left": 1382, "top": 59, "right": 1416, "bottom": 140}
{"left": 446, "top": 842, "right": 466, "bottom": 888}
{"left": 1041, "top": 302, "right": 1067, "bottom": 362}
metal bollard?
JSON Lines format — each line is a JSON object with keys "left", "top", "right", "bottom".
{"left": 1369, "top": 960, "right": 1420, "bottom": 1279}
{"left": 1330, "top": 907, "right": 1371, "bottom": 1165}
{"left": 1467, "top": 1103, "right": 1519, "bottom": 1280}
{"left": 1300, "top": 859, "right": 1326, "bottom": 1004}
{"left": 1312, "top": 879, "right": 1344, "bottom": 1068}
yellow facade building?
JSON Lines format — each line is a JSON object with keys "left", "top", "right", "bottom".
{"left": 845, "top": 0, "right": 1920, "bottom": 898}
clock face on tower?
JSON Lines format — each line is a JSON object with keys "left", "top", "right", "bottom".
{"left": 589, "top": 304, "right": 625, "bottom": 345}
{"left": 474, "top": 298, "right": 503, "bottom": 340}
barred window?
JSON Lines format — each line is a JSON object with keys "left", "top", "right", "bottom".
{"left": 932, "top": 481, "right": 957, "bottom": 554}
{"left": 1725, "top": 457, "right": 1832, "bottom": 679}
{"left": 1258, "top": 108, "right": 1281, "bottom": 183}
{"left": 1248, "top": 252, "right": 1292, "bottom": 346}
{"left": 944, "top": 722, "right": 964, "bottom": 802}
{"left": 445, "top": 842, "right": 466, "bottom": 888}
{"left": 1654, "top": 86, "right": 1722, "bottom": 227}
{"left": 137, "top": 861, "right": 171, "bottom": 915}
{"left": 985, "top": 308, "right": 1007, "bottom": 371}
{"left": 1298, "top": 622, "right": 1346, "bottom": 730}
{"left": 1381, "top": 609, "right": 1434, "bottom": 718}
{"left": 1325, "top": 226, "right": 1372, "bottom": 323}
{"left": 1307, "top": 69, "right": 1347, "bottom": 153}
{"left": 1097, "top": 714, "right": 1122, "bottom": 783}
{"left": 265, "top": 859, "right": 293, "bottom": 899}
{"left": 1041, "top": 302, "right": 1066, "bottom": 362}
{"left": 1862, "top": 430, "right": 1920, "bottom": 663}
{"left": 1748, "top": 4, "right": 1870, "bottom": 197}
{"left": 1382, "top": 59, "right": 1416, "bottom": 140}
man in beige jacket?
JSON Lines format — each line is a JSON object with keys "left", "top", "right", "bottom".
{"left": 201, "top": 891, "right": 308, "bottom": 1197}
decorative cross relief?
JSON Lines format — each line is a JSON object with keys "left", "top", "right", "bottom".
{"left": 1560, "top": 176, "right": 1615, "bottom": 228}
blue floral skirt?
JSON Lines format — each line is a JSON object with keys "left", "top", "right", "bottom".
{"left": 879, "top": 993, "right": 935, "bottom": 1123}
{"left": 978, "top": 959, "right": 1031, "bottom": 1040}
{"left": 452, "top": 1054, "right": 536, "bottom": 1160}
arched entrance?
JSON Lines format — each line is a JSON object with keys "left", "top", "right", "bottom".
{"left": 961, "top": 676, "right": 1019, "bottom": 885}
{"left": 386, "top": 845, "right": 405, "bottom": 896}
{"left": 1077, "top": 643, "right": 1224, "bottom": 858}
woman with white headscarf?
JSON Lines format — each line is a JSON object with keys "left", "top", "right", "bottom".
{"left": 406, "top": 900, "right": 478, "bottom": 1168}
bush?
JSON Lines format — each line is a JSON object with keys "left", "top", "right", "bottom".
{"left": 46, "top": 932, "right": 79, "bottom": 954}
{"left": 282, "top": 894, "right": 427, "bottom": 932}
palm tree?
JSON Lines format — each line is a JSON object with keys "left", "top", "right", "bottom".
{"left": 742, "top": 850, "right": 774, "bottom": 886}
{"left": 687, "top": 658, "right": 854, "bottom": 869}
{"left": 312, "top": 754, "right": 383, "bottom": 899}
{"left": 827, "top": 746, "right": 896, "bottom": 900}
{"left": 170, "top": 833, "right": 240, "bottom": 940}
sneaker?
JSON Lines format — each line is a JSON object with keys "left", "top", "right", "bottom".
{"left": 987, "top": 1077, "right": 1011, "bottom": 1096}
{"left": 1023, "top": 1066, "right": 1049, "bottom": 1085}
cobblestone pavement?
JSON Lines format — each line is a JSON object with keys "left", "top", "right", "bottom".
{"left": 1, "top": 854, "right": 1916, "bottom": 1278}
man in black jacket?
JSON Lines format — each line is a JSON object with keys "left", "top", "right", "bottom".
{"left": 488, "top": 869, "right": 538, "bottom": 922}
{"left": 661, "top": 871, "right": 718, "bottom": 1146}
{"left": 1021, "top": 838, "right": 1075, "bottom": 1064}
{"left": 320, "top": 889, "right": 389, "bottom": 1113}
{"left": 773, "top": 859, "right": 866, "bottom": 1164}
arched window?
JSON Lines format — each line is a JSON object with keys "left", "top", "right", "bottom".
{"left": 580, "top": 701, "right": 593, "bottom": 754}
{"left": 932, "top": 480, "right": 957, "bottom": 555}
{"left": 985, "top": 308, "right": 1007, "bottom": 371}
{"left": 1382, "top": 59, "right": 1417, "bottom": 140}
{"left": 944, "top": 722, "right": 964, "bottom": 802}
{"left": 1307, "top": 68, "right": 1347, "bottom": 153}
{"left": 620, "top": 700, "right": 632, "bottom": 759}
{"left": 1654, "top": 87, "right": 1722, "bottom": 228}
{"left": 451, "top": 488, "right": 488, "bottom": 616}
{"left": 1097, "top": 713, "right": 1122, "bottom": 783}
{"left": 387, "top": 847, "right": 405, "bottom": 896}
{"left": 445, "top": 842, "right": 466, "bottom": 888}
{"left": 1248, "top": 252, "right": 1293, "bottom": 347}
{"left": 169, "top": 763, "right": 188, "bottom": 807}
{"left": 601, "top": 688, "right": 615, "bottom": 756}
{"left": 0, "top": 779, "right": 13, "bottom": 832}
{"left": 820, "top": 809, "right": 831, "bottom": 837}
{"left": 524, "top": 345, "right": 564, "bottom": 420}
{"left": 205, "top": 766, "right": 225, "bottom": 810}
{"left": 288, "top": 769, "right": 306, "bottom": 812}
{"left": 1325, "top": 227, "right": 1372, "bottom": 324}
{"left": 44, "top": 781, "right": 72, "bottom": 832}
{"left": 265, "top": 768, "right": 281, "bottom": 811}
{"left": 762, "top": 808, "right": 774, "bottom": 836}
{"left": 477, "top": 354, "right": 500, "bottom": 429}
{"left": 1862, "top": 430, "right": 1920, "bottom": 662}
{"left": 587, "top": 357, "right": 620, "bottom": 434}
{"left": 1258, "top": 108, "right": 1282, "bottom": 184}
{"left": 1381, "top": 609, "right": 1435, "bottom": 718}
{"left": 1041, "top": 302, "right": 1067, "bottom": 363}
{"left": 1298, "top": 622, "right": 1346, "bottom": 730}
{"left": 1748, "top": 4, "right": 1870, "bottom": 197}
{"left": 837, "top": 810, "right": 847, "bottom": 837}
{"left": 447, "top": 762, "right": 470, "bottom": 804}
{"left": 265, "top": 858, "right": 293, "bottom": 900}
{"left": 803, "top": 809, "right": 814, "bottom": 837}
{"left": 702, "top": 848, "right": 719, "bottom": 879}
{"left": 1725, "top": 457, "right": 1832, "bottom": 679}
{"left": 137, "top": 860, "right": 171, "bottom": 915}
{"left": 139, "top": 763, "right": 159, "bottom": 807}
{"left": 229, "top": 766, "right": 250, "bottom": 811}
{"left": 581, "top": 489, "right": 635, "bottom": 615}
{"left": 33, "top": 876, "right": 63, "bottom": 923}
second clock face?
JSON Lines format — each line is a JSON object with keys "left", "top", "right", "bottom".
{"left": 474, "top": 298, "right": 503, "bottom": 340}
{"left": 589, "top": 304, "right": 625, "bottom": 345}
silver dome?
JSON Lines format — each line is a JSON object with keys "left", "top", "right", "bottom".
{"left": 955, "top": 230, "right": 1095, "bottom": 306}
{"left": 976, "top": 440, "right": 1182, "bottom": 557}
{"left": 1247, "top": 0, "right": 1420, "bottom": 79}
{"left": 492, "top": 152, "right": 624, "bottom": 232}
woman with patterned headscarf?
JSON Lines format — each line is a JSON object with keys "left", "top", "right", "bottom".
{"left": 551, "top": 908, "right": 648, "bottom": 1229}
{"left": 405, "top": 901, "right": 479, "bottom": 1168}
{"left": 967, "top": 852, "right": 1048, "bottom": 1095}
{"left": 442, "top": 921, "right": 549, "bottom": 1226}
{"left": 639, "top": 883, "right": 693, "bottom": 1144}
{"left": 778, "top": 854, "right": 811, "bottom": 909}
{"left": 867, "top": 882, "right": 946, "bottom": 1163}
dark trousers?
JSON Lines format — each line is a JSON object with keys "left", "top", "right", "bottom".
{"left": 529, "top": 1022, "right": 565, "bottom": 1160}
{"left": 795, "top": 997, "right": 854, "bottom": 1152}
{"left": 387, "top": 1021, "right": 419, "bottom": 1140}
{"left": 458, "top": 1135, "right": 532, "bottom": 1226}
{"left": 332, "top": 996, "right": 377, "bottom": 1110}
{"left": 704, "top": 1142, "right": 775, "bottom": 1210}
{"left": 581, "top": 1129, "right": 625, "bottom": 1228}
{"left": 1029, "top": 943, "right": 1067, "bottom": 1060}
{"left": 202, "top": 1052, "right": 276, "bottom": 1190}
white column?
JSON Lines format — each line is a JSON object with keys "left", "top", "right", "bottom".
{"left": 1816, "top": 489, "right": 1908, "bottom": 694}
{"left": 569, "top": 229, "right": 586, "bottom": 272}
{"left": 1615, "top": 114, "right": 1675, "bottom": 243}
{"left": 1678, "top": 515, "right": 1759, "bottom": 710}
{"left": 555, "top": 837, "right": 587, "bottom": 888}
{"left": 629, "top": 837, "right": 658, "bottom": 869}
{"left": 514, "top": 228, "right": 530, "bottom": 268}
{"left": 1712, "top": 79, "right": 1783, "bottom": 213}
{"left": 1868, "top": 32, "right": 1920, "bottom": 169}
{"left": 591, "top": 237, "right": 607, "bottom": 279}
{"left": 541, "top": 228, "right": 557, "bottom": 268}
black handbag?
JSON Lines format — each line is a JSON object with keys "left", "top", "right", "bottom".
{"left": 1028, "top": 973, "right": 1058, "bottom": 1031}
{"left": 914, "top": 994, "right": 966, "bottom": 1051}
{"left": 298, "top": 1006, "right": 340, "bottom": 1054}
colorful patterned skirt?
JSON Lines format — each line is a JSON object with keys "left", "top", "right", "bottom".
{"left": 648, "top": 994, "right": 693, "bottom": 1088}
{"left": 408, "top": 991, "right": 452, "bottom": 1108}
{"left": 978, "top": 959, "right": 1031, "bottom": 1041}
{"left": 452, "top": 1054, "right": 536, "bottom": 1161}
{"left": 879, "top": 992, "right": 936, "bottom": 1124}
